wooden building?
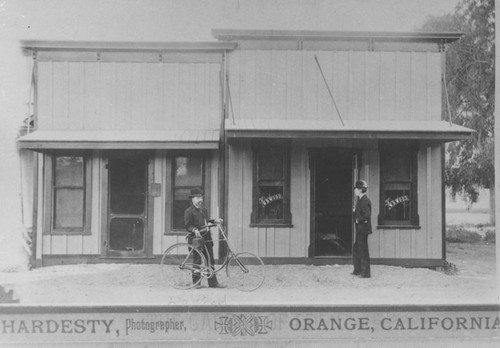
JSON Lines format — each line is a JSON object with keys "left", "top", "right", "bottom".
{"left": 17, "top": 30, "right": 473, "bottom": 268}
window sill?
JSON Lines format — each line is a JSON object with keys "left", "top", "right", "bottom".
{"left": 376, "top": 225, "right": 421, "bottom": 230}
{"left": 249, "top": 223, "right": 294, "bottom": 228}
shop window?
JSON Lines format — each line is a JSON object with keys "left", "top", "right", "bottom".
{"left": 171, "top": 156, "right": 205, "bottom": 230}
{"left": 44, "top": 153, "right": 91, "bottom": 234}
{"left": 378, "top": 141, "right": 419, "bottom": 227}
{"left": 251, "top": 140, "right": 292, "bottom": 227}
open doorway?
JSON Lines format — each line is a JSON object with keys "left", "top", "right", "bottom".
{"left": 310, "top": 149, "right": 358, "bottom": 257}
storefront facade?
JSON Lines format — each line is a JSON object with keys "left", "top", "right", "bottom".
{"left": 17, "top": 41, "right": 235, "bottom": 266}
{"left": 18, "top": 31, "right": 473, "bottom": 268}
{"left": 218, "top": 30, "right": 472, "bottom": 268}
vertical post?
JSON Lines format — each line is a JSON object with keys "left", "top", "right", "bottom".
{"left": 494, "top": 0, "right": 500, "bottom": 290}
{"left": 440, "top": 42, "right": 448, "bottom": 262}
{"left": 218, "top": 50, "right": 228, "bottom": 260}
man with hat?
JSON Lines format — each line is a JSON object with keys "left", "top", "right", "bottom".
{"left": 184, "top": 188, "right": 226, "bottom": 288}
{"left": 352, "top": 180, "right": 372, "bottom": 278}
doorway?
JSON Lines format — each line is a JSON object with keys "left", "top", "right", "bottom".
{"left": 104, "top": 151, "right": 152, "bottom": 257}
{"left": 310, "top": 149, "right": 358, "bottom": 257}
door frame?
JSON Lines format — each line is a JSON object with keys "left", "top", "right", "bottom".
{"left": 308, "top": 147, "right": 361, "bottom": 258}
{"left": 100, "top": 150, "right": 155, "bottom": 258}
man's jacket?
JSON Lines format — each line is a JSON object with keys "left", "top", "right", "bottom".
{"left": 184, "top": 204, "right": 213, "bottom": 244}
{"left": 354, "top": 195, "right": 372, "bottom": 235}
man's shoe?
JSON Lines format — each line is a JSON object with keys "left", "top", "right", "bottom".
{"left": 357, "top": 275, "right": 370, "bottom": 278}
{"left": 210, "top": 283, "right": 227, "bottom": 289}
{"left": 351, "top": 272, "right": 360, "bottom": 276}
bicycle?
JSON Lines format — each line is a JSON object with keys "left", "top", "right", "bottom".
{"left": 161, "top": 222, "right": 265, "bottom": 291}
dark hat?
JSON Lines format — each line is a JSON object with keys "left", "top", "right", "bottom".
{"left": 189, "top": 188, "right": 204, "bottom": 198}
{"left": 354, "top": 180, "right": 368, "bottom": 189}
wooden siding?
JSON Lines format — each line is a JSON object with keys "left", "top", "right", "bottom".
{"left": 42, "top": 151, "right": 101, "bottom": 255}
{"left": 227, "top": 139, "right": 443, "bottom": 260}
{"left": 41, "top": 150, "right": 220, "bottom": 257}
{"left": 372, "top": 143, "right": 442, "bottom": 259}
{"left": 227, "top": 50, "right": 442, "bottom": 122}
{"left": 36, "top": 60, "right": 221, "bottom": 132}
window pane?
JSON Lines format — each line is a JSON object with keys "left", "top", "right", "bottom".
{"left": 384, "top": 184, "right": 411, "bottom": 221}
{"left": 55, "top": 157, "right": 84, "bottom": 186}
{"left": 175, "top": 157, "right": 203, "bottom": 187}
{"left": 54, "top": 188, "right": 84, "bottom": 228}
{"left": 173, "top": 200, "right": 191, "bottom": 230}
{"left": 172, "top": 156, "right": 204, "bottom": 230}
{"left": 382, "top": 150, "right": 411, "bottom": 181}
{"left": 109, "top": 157, "right": 146, "bottom": 215}
{"left": 258, "top": 186, "right": 284, "bottom": 220}
{"left": 109, "top": 217, "right": 144, "bottom": 251}
{"left": 258, "top": 148, "right": 284, "bottom": 180}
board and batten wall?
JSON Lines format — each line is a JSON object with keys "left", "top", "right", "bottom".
{"left": 226, "top": 48, "right": 444, "bottom": 260}
{"left": 39, "top": 149, "right": 221, "bottom": 257}
{"left": 35, "top": 52, "right": 223, "bottom": 257}
{"left": 227, "top": 50, "right": 442, "bottom": 122}
{"left": 227, "top": 139, "right": 443, "bottom": 260}
{"left": 35, "top": 54, "right": 222, "bottom": 131}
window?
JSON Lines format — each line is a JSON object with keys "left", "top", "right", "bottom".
{"left": 171, "top": 156, "right": 205, "bottom": 230}
{"left": 44, "top": 153, "right": 91, "bottom": 234}
{"left": 251, "top": 140, "right": 292, "bottom": 226}
{"left": 378, "top": 141, "right": 419, "bottom": 227}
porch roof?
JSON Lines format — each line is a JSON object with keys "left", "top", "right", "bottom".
{"left": 17, "top": 130, "right": 220, "bottom": 150}
{"left": 225, "top": 119, "right": 474, "bottom": 141}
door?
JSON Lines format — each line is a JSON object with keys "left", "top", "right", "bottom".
{"left": 104, "top": 152, "right": 151, "bottom": 257}
{"left": 310, "top": 149, "right": 359, "bottom": 257}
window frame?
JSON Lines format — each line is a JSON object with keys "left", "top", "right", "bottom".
{"left": 377, "top": 140, "right": 419, "bottom": 228}
{"left": 43, "top": 151, "right": 92, "bottom": 235}
{"left": 165, "top": 151, "right": 210, "bottom": 234}
{"left": 250, "top": 139, "right": 292, "bottom": 227}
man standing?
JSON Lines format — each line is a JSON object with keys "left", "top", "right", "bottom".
{"left": 184, "top": 188, "right": 226, "bottom": 288}
{"left": 352, "top": 180, "right": 372, "bottom": 278}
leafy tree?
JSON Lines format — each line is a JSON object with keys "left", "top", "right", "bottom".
{"left": 421, "top": 0, "right": 495, "bottom": 223}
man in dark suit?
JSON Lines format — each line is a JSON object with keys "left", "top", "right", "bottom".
{"left": 352, "top": 180, "right": 372, "bottom": 278}
{"left": 184, "top": 188, "right": 226, "bottom": 288}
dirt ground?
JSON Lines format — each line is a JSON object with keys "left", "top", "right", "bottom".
{"left": 0, "top": 242, "right": 497, "bottom": 306}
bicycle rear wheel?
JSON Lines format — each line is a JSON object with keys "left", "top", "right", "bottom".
{"left": 226, "top": 252, "right": 265, "bottom": 291}
{"left": 161, "top": 243, "right": 206, "bottom": 290}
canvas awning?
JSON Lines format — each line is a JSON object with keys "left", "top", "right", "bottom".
{"left": 17, "top": 130, "right": 220, "bottom": 150}
{"left": 225, "top": 119, "right": 473, "bottom": 141}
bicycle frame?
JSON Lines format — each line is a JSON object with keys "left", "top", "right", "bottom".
{"left": 200, "top": 223, "right": 249, "bottom": 275}
{"left": 178, "top": 248, "right": 202, "bottom": 272}
{"left": 162, "top": 222, "right": 265, "bottom": 291}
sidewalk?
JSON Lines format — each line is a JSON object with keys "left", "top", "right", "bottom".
{"left": 1, "top": 262, "right": 497, "bottom": 306}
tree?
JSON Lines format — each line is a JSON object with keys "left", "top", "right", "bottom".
{"left": 421, "top": 0, "right": 495, "bottom": 223}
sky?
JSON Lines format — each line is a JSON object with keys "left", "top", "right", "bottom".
{"left": 2, "top": 0, "right": 461, "bottom": 42}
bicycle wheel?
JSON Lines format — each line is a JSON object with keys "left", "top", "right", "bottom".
{"left": 226, "top": 252, "right": 265, "bottom": 291}
{"left": 213, "top": 248, "right": 229, "bottom": 273}
{"left": 161, "top": 243, "right": 206, "bottom": 290}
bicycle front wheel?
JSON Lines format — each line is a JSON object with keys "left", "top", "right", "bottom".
{"left": 161, "top": 243, "right": 206, "bottom": 290}
{"left": 226, "top": 252, "right": 265, "bottom": 291}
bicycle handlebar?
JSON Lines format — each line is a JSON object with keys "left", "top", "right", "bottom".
{"left": 202, "top": 221, "right": 221, "bottom": 229}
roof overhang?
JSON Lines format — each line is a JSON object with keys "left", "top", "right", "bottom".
{"left": 213, "top": 29, "right": 463, "bottom": 44}
{"left": 17, "top": 130, "right": 220, "bottom": 150}
{"left": 21, "top": 40, "right": 237, "bottom": 53}
{"left": 225, "top": 119, "right": 474, "bottom": 142}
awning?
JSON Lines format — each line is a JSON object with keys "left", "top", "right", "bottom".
{"left": 17, "top": 130, "right": 220, "bottom": 150}
{"left": 225, "top": 119, "right": 474, "bottom": 141}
